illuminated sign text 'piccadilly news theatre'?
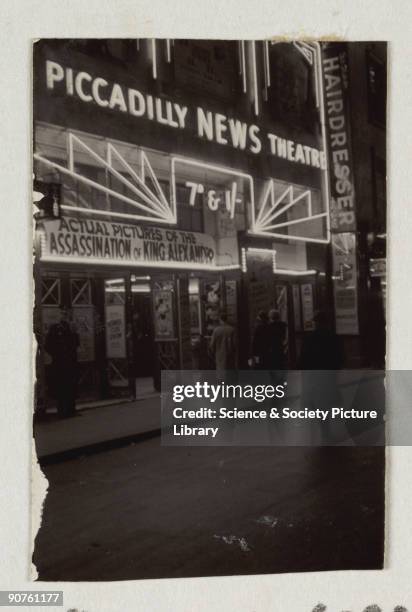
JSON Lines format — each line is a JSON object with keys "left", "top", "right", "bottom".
{"left": 45, "top": 60, "right": 326, "bottom": 170}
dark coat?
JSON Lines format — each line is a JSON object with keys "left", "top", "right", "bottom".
{"left": 252, "top": 319, "right": 270, "bottom": 366}
{"left": 45, "top": 322, "right": 79, "bottom": 397}
{"left": 45, "top": 322, "right": 79, "bottom": 367}
{"left": 300, "top": 329, "right": 343, "bottom": 370}
{"left": 210, "top": 323, "right": 237, "bottom": 374}
{"left": 267, "top": 320, "right": 287, "bottom": 369}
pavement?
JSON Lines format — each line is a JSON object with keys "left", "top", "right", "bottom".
{"left": 33, "top": 395, "right": 161, "bottom": 463}
{"left": 33, "top": 370, "right": 385, "bottom": 464}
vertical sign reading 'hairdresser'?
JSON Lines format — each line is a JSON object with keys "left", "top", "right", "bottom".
{"left": 322, "top": 43, "right": 359, "bottom": 335}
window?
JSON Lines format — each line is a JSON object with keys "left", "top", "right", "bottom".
{"left": 267, "top": 43, "right": 318, "bottom": 136}
{"left": 41, "top": 278, "right": 61, "bottom": 305}
{"left": 175, "top": 183, "right": 203, "bottom": 232}
{"left": 35, "top": 125, "right": 174, "bottom": 223}
{"left": 173, "top": 40, "right": 238, "bottom": 101}
{"left": 70, "top": 279, "right": 92, "bottom": 306}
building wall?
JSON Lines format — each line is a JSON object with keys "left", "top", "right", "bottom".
{"left": 348, "top": 42, "right": 386, "bottom": 231}
{"left": 33, "top": 40, "right": 387, "bottom": 409}
{"left": 348, "top": 42, "right": 387, "bottom": 367}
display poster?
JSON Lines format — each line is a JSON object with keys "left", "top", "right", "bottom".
{"left": 72, "top": 306, "right": 95, "bottom": 362}
{"left": 105, "top": 303, "right": 126, "bottom": 359}
{"left": 331, "top": 232, "right": 359, "bottom": 335}
{"left": 203, "top": 280, "right": 222, "bottom": 335}
{"left": 292, "top": 284, "right": 302, "bottom": 332}
{"left": 301, "top": 283, "right": 315, "bottom": 331}
{"left": 153, "top": 289, "right": 175, "bottom": 340}
{"left": 41, "top": 217, "right": 216, "bottom": 269}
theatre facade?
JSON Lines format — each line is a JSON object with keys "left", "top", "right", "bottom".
{"left": 33, "top": 39, "right": 356, "bottom": 404}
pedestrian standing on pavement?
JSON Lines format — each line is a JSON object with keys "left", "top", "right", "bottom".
{"left": 209, "top": 310, "right": 237, "bottom": 379}
{"left": 251, "top": 310, "right": 270, "bottom": 369}
{"left": 45, "top": 307, "right": 80, "bottom": 419}
{"left": 209, "top": 311, "right": 238, "bottom": 443}
{"left": 299, "top": 311, "right": 345, "bottom": 444}
{"left": 300, "top": 310, "right": 343, "bottom": 370}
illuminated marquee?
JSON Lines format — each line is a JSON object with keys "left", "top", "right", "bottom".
{"left": 34, "top": 131, "right": 330, "bottom": 244}
{"left": 40, "top": 216, "right": 241, "bottom": 272}
{"left": 250, "top": 179, "right": 329, "bottom": 244}
{"left": 171, "top": 157, "right": 254, "bottom": 220}
{"left": 46, "top": 60, "right": 189, "bottom": 130}
{"left": 36, "top": 40, "right": 331, "bottom": 245}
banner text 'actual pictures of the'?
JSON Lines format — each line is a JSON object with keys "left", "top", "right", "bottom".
{"left": 32, "top": 39, "right": 387, "bottom": 580}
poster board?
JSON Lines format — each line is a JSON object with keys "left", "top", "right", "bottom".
{"left": 105, "top": 303, "right": 126, "bottom": 359}
{"left": 72, "top": 306, "right": 95, "bottom": 362}
{"left": 153, "top": 289, "right": 175, "bottom": 340}
{"left": 331, "top": 232, "right": 359, "bottom": 335}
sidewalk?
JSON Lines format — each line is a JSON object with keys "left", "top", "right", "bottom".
{"left": 33, "top": 371, "right": 383, "bottom": 464}
{"left": 34, "top": 395, "right": 161, "bottom": 464}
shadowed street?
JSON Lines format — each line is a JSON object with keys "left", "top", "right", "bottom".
{"left": 34, "top": 440, "right": 385, "bottom": 581}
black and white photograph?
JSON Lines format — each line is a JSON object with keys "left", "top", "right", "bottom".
{"left": 31, "top": 39, "right": 387, "bottom": 581}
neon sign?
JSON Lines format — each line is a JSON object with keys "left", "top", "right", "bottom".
{"left": 34, "top": 134, "right": 176, "bottom": 224}
{"left": 171, "top": 157, "right": 254, "bottom": 221}
{"left": 35, "top": 131, "right": 330, "bottom": 244}
{"left": 250, "top": 179, "right": 329, "bottom": 244}
{"left": 43, "top": 57, "right": 326, "bottom": 166}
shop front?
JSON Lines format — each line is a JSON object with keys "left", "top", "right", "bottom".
{"left": 33, "top": 39, "right": 339, "bottom": 410}
{"left": 35, "top": 215, "right": 242, "bottom": 406}
{"left": 237, "top": 236, "right": 329, "bottom": 368}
